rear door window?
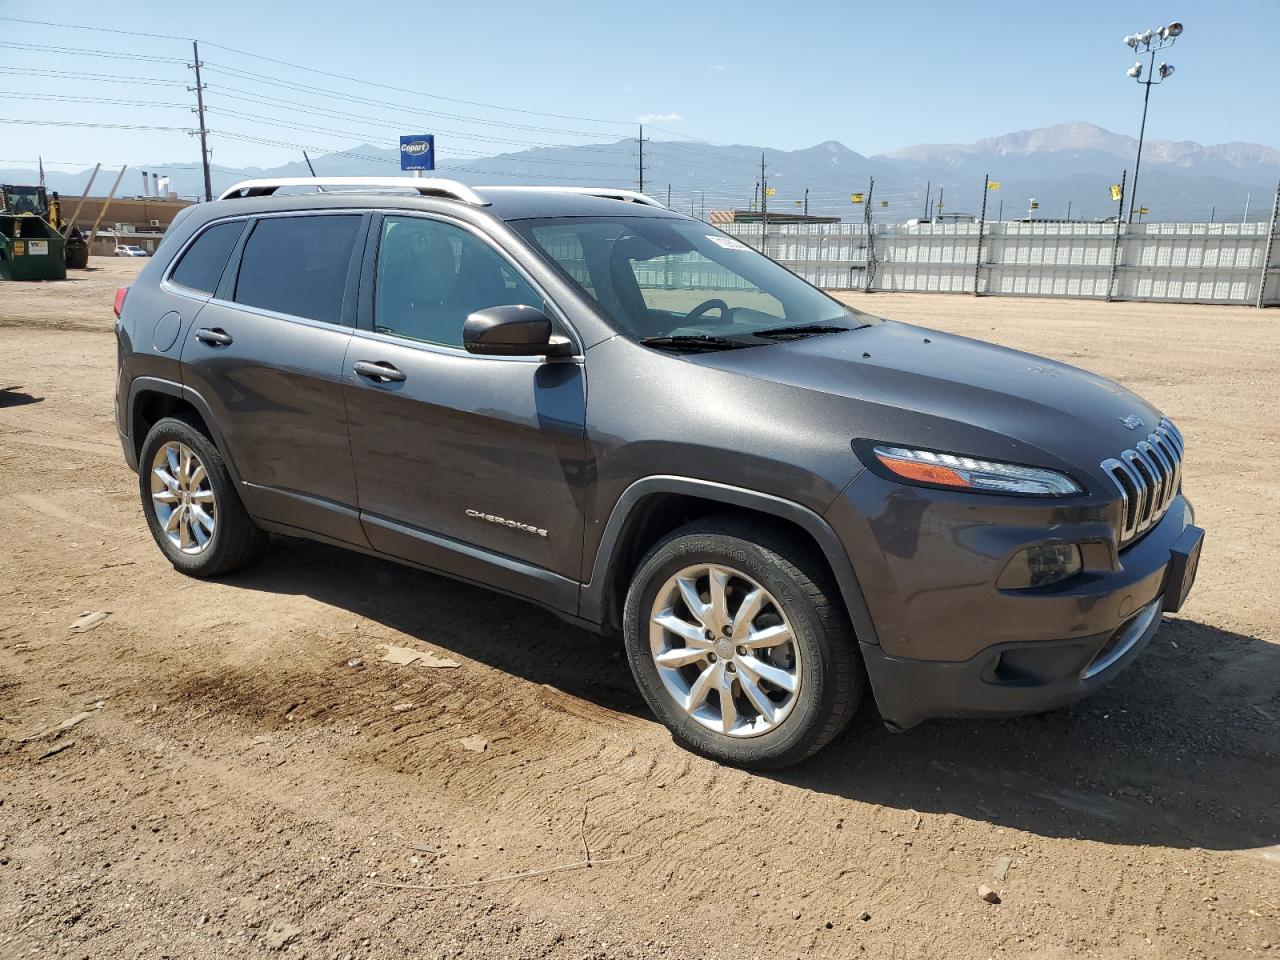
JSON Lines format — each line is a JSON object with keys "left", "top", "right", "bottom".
{"left": 169, "top": 220, "right": 244, "bottom": 294}
{"left": 234, "top": 215, "right": 361, "bottom": 324}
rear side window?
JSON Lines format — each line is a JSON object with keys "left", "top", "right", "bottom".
{"left": 234, "top": 215, "right": 360, "bottom": 324}
{"left": 169, "top": 221, "right": 244, "bottom": 294}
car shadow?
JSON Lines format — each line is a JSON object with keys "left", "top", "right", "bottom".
{"left": 225, "top": 535, "right": 1279, "bottom": 854}
{"left": 0, "top": 386, "right": 43, "bottom": 408}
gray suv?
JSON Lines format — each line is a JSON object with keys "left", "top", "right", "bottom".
{"left": 113, "top": 177, "right": 1204, "bottom": 769}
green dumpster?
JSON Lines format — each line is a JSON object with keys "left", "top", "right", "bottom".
{"left": 0, "top": 214, "right": 67, "bottom": 281}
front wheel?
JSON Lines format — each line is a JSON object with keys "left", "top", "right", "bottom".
{"left": 622, "top": 516, "right": 863, "bottom": 769}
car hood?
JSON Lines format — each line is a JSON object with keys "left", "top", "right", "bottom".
{"left": 688, "top": 319, "right": 1163, "bottom": 474}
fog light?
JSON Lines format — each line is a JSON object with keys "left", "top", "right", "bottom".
{"left": 998, "top": 543, "right": 1082, "bottom": 589}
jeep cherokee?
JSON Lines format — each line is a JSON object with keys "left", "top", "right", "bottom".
{"left": 113, "top": 177, "right": 1204, "bottom": 769}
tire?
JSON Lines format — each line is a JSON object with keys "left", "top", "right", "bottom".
{"left": 137, "top": 416, "right": 266, "bottom": 577}
{"left": 622, "top": 515, "right": 863, "bottom": 770}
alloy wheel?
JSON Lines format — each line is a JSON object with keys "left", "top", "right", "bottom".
{"left": 649, "top": 563, "right": 802, "bottom": 737}
{"left": 149, "top": 441, "right": 216, "bottom": 554}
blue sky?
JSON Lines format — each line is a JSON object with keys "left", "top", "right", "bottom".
{"left": 2, "top": 0, "right": 1277, "bottom": 172}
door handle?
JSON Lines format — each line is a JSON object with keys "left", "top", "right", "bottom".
{"left": 354, "top": 360, "right": 406, "bottom": 383}
{"left": 195, "top": 327, "right": 233, "bottom": 346}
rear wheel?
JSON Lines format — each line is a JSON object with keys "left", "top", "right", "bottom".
{"left": 138, "top": 417, "right": 266, "bottom": 577}
{"left": 622, "top": 516, "right": 863, "bottom": 769}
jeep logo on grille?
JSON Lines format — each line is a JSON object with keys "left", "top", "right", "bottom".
{"left": 1119, "top": 414, "right": 1145, "bottom": 430}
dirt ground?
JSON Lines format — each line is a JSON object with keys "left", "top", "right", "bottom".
{"left": 1, "top": 259, "right": 1277, "bottom": 960}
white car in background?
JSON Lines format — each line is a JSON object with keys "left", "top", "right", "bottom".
{"left": 114, "top": 245, "right": 149, "bottom": 257}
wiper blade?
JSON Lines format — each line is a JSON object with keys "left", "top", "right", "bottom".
{"left": 638, "top": 334, "right": 753, "bottom": 351}
{"left": 751, "top": 323, "right": 851, "bottom": 340}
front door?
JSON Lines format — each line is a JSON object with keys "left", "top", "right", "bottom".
{"left": 179, "top": 212, "right": 368, "bottom": 545}
{"left": 343, "top": 213, "right": 588, "bottom": 612}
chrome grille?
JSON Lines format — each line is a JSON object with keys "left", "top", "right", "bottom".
{"left": 1101, "top": 418, "right": 1184, "bottom": 545}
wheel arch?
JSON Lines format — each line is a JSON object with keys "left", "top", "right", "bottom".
{"left": 581, "top": 476, "right": 878, "bottom": 645}
{"left": 127, "top": 378, "right": 243, "bottom": 487}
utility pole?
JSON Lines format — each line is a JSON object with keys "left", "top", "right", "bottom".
{"left": 1066, "top": 200, "right": 1073, "bottom": 221}
{"left": 863, "top": 176, "right": 876, "bottom": 292}
{"left": 666, "top": 184, "right": 671, "bottom": 208}
{"left": 700, "top": 191, "right": 706, "bottom": 220}
{"left": 923, "top": 180, "right": 931, "bottom": 220}
{"left": 752, "top": 182, "right": 758, "bottom": 212}
{"left": 637, "top": 124, "right": 646, "bottom": 194}
{"left": 937, "top": 186, "right": 944, "bottom": 218}
{"left": 997, "top": 198, "right": 1003, "bottom": 222}
{"left": 803, "top": 187, "right": 809, "bottom": 217}
{"left": 973, "top": 173, "right": 989, "bottom": 296}
{"left": 191, "top": 41, "right": 213, "bottom": 202}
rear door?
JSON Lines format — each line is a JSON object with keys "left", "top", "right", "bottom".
{"left": 343, "top": 212, "right": 589, "bottom": 612}
{"left": 178, "top": 211, "right": 369, "bottom": 546}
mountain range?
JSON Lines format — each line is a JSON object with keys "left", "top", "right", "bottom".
{"left": 5, "top": 121, "right": 1277, "bottom": 223}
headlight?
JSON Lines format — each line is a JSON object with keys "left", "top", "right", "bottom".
{"left": 871, "top": 445, "right": 1082, "bottom": 496}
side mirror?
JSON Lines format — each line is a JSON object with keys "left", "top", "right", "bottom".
{"left": 463, "top": 304, "right": 574, "bottom": 357}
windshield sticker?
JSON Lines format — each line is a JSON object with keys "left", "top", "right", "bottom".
{"left": 706, "top": 235, "right": 749, "bottom": 251}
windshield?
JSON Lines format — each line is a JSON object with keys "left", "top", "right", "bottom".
{"left": 511, "top": 216, "right": 876, "bottom": 344}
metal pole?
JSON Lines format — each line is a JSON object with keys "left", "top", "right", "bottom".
{"left": 923, "top": 180, "right": 930, "bottom": 219}
{"left": 760, "top": 152, "right": 768, "bottom": 252}
{"left": 62, "top": 162, "right": 100, "bottom": 235}
{"left": 1066, "top": 201, "right": 1072, "bottom": 221}
{"left": 1128, "top": 48, "right": 1155, "bottom": 223}
{"left": 973, "top": 174, "right": 989, "bottom": 296}
{"left": 637, "top": 124, "right": 644, "bottom": 193}
{"left": 87, "top": 166, "right": 128, "bottom": 253}
{"left": 666, "top": 184, "right": 671, "bottom": 208}
{"left": 997, "top": 198, "right": 1003, "bottom": 222}
{"left": 191, "top": 42, "right": 213, "bottom": 202}
{"left": 803, "top": 187, "right": 808, "bottom": 217}
{"left": 863, "top": 176, "right": 876, "bottom": 293}
{"left": 1242, "top": 192, "right": 1250, "bottom": 224}
{"left": 1256, "top": 179, "right": 1280, "bottom": 308}
{"left": 1107, "top": 169, "right": 1127, "bottom": 302}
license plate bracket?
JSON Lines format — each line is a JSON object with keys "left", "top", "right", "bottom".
{"left": 1163, "top": 524, "right": 1204, "bottom": 613}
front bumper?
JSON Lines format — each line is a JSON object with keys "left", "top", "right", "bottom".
{"left": 862, "top": 595, "right": 1166, "bottom": 729}
{"left": 824, "top": 467, "right": 1202, "bottom": 729}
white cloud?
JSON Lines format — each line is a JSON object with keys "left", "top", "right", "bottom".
{"left": 638, "top": 112, "right": 683, "bottom": 124}
{"left": 709, "top": 64, "right": 727, "bottom": 72}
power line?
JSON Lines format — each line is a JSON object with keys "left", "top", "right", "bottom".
{"left": 0, "top": 66, "right": 188, "bottom": 86}
{"left": 0, "top": 15, "right": 630, "bottom": 127}
{"left": 200, "top": 66, "right": 623, "bottom": 140}
{"left": 0, "top": 91, "right": 189, "bottom": 109}
{"left": 0, "top": 14, "right": 194, "bottom": 43}
{"left": 0, "top": 40, "right": 185, "bottom": 63}
{"left": 0, "top": 118, "right": 193, "bottom": 132}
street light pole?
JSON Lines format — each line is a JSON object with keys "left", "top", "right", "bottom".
{"left": 1122, "top": 22, "right": 1182, "bottom": 223}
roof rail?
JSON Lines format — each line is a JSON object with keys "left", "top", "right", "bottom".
{"left": 217, "top": 177, "right": 488, "bottom": 205}
{"left": 477, "top": 186, "right": 667, "bottom": 208}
